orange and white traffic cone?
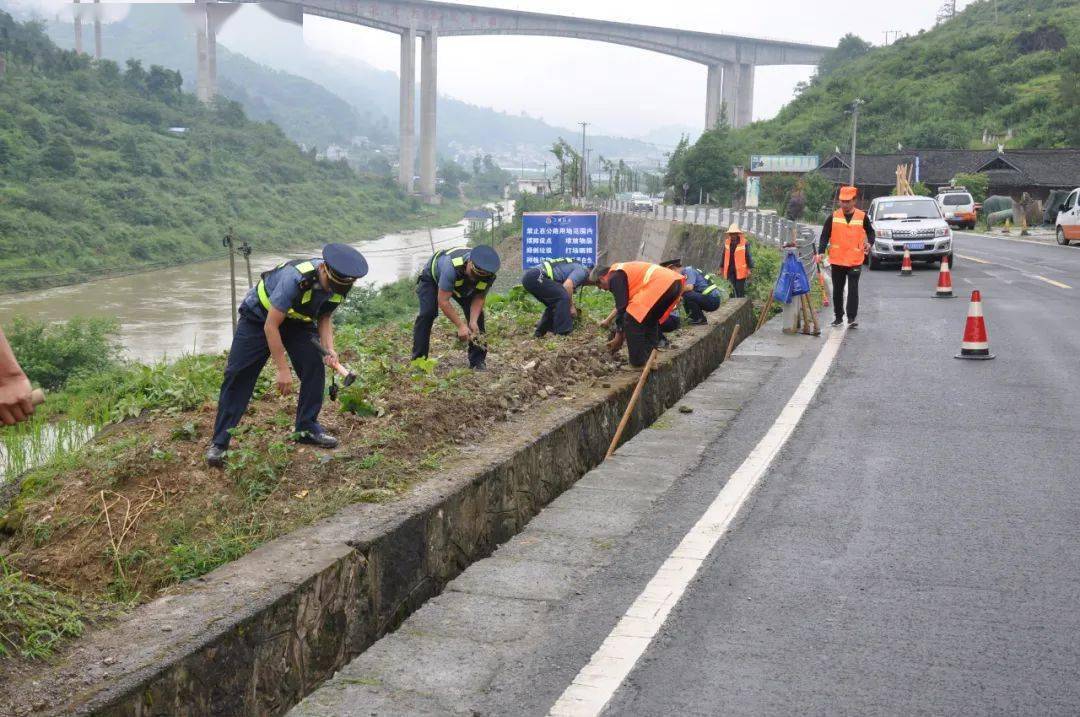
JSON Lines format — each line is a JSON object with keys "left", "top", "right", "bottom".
{"left": 899, "top": 246, "right": 913, "bottom": 276}
{"left": 933, "top": 255, "right": 955, "bottom": 298}
{"left": 955, "top": 290, "right": 995, "bottom": 360}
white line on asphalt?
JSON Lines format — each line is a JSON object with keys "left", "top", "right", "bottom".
{"left": 1034, "top": 275, "right": 1072, "bottom": 289}
{"left": 547, "top": 328, "right": 848, "bottom": 717}
{"left": 955, "top": 231, "right": 1072, "bottom": 249}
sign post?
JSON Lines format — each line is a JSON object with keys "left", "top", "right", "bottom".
{"left": 521, "top": 211, "right": 599, "bottom": 269}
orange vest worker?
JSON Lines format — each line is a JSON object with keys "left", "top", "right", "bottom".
{"left": 722, "top": 235, "right": 750, "bottom": 280}
{"left": 609, "top": 261, "right": 685, "bottom": 323}
{"left": 829, "top": 209, "right": 868, "bottom": 267}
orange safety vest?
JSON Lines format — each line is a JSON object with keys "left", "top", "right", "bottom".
{"left": 608, "top": 261, "right": 686, "bottom": 323}
{"left": 829, "top": 209, "right": 868, "bottom": 267}
{"left": 722, "top": 235, "right": 750, "bottom": 280}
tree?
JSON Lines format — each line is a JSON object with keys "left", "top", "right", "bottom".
{"left": 1057, "top": 47, "right": 1080, "bottom": 146}
{"left": 663, "top": 135, "right": 691, "bottom": 203}
{"left": 41, "top": 135, "right": 76, "bottom": 172}
{"left": 817, "top": 34, "right": 872, "bottom": 79}
{"left": 952, "top": 173, "right": 989, "bottom": 203}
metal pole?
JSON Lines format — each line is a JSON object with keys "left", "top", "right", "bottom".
{"left": 224, "top": 228, "right": 237, "bottom": 334}
{"left": 240, "top": 240, "right": 253, "bottom": 288}
{"left": 578, "top": 121, "right": 588, "bottom": 198}
{"left": 849, "top": 98, "right": 863, "bottom": 187}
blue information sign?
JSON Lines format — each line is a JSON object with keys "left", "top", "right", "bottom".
{"left": 521, "top": 212, "right": 599, "bottom": 269}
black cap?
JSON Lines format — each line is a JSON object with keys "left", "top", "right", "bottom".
{"left": 323, "top": 243, "right": 369, "bottom": 280}
{"left": 469, "top": 245, "right": 501, "bottom": 274}
{"left": 660, "top": 258, "right": 682, "bottom": 268}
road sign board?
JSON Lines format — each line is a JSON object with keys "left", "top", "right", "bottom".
{"left": 521, "top": 212, "right": 599, "bottom": 269}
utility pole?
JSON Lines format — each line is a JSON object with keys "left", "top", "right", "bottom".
{"left": 578, "top": 121, "right": 588, "bottom": 198}
{"left": 849, "top": 98, "right": 864, "bottom": 187}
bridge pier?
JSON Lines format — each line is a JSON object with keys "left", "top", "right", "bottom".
{"left": 705, "top": 63, "right": 723, "bottom": 130}
{"left": 419, "top": 29, "right": 439, "bottom": 202}
{"left": 398, "top": 28, "right": 416, "bottom": 192}
{"left": 715, "top": 61, "right": 755, "bottom": 129}
{"left": 736, "top": 63, "right": 754, "bottom": 128}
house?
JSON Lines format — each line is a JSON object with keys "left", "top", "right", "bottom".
{"left": 514, "top": 178, "right": 549, "bottom": 195}
{"left": 464, "top": 208, "right": 493, "bottom": 233}
{"left": 814, "top": 148, "right": 1080, "bottom": 202}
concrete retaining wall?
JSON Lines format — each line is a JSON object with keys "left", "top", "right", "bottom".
{"left": 598, "top": 211, "right": 727, "bottom": 271}
{"left": 30, "top": 300, "right": 754, "bottom": 717}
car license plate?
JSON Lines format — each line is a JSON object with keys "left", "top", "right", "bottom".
{"left": 908, "top": 243, "right": 925, "bottom": 250}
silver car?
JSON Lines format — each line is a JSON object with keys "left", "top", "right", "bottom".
{"left": 867, "top": 195, "right": 954, "bottom": 270}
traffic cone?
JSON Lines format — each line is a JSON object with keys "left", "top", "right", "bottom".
{"left": 933, "top": 255, "right": 955, "bottom": 298}
{"left": 955, "top": 290, "right": 995, "bottom": 360}
{"left": 899, "top": 246, "right": 913, "bottom": 276}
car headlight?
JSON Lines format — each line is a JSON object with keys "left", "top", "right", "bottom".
{"left": 939, "top": 240, "right": 951, "bottom": 250}
{"left": 875, "top": 242, "right": 891, "bottom": 252}
{"left": 877, "top": 228, "right": 893, "bottom": 239}
{"left": 934, "top": 226, "right": 950, "bottom": 237}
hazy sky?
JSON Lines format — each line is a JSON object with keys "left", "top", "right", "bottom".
{"left": 292, "top": 0, "right": 974, "bottom": 137}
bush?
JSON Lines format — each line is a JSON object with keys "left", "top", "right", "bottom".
{"left": 5, "top": 317, "right": 120, "bottom": 390}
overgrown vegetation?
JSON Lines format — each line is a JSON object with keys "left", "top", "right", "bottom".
{"left": 0, "top": 555, "right": 87, "bottom": 659}
{"left": 4, "top": 317, "right": 120, "bottom": 391}
{"left": 0, "top": 13, "right": 453, "bottom": 293}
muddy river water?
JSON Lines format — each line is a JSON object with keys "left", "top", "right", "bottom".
{"left": 0, "top": 216, "right": 495, "bottom": 362}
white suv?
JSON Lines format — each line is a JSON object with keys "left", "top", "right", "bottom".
{"left": 935, "top": 188, "right": 977, "bottom": 230}
{"left": 1055, "top": 188, "right": 1080, "bottom": 246}
{"left": 867, "top": 195, "right": 954, "bottom": 269}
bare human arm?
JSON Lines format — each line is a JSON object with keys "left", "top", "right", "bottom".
{"left": 264, "top": 308, "right": 293, "bottom": 395}
{"left": 562, "top": 278, "right": 579, "bottom": 317}
{"left": 438, "top": 288, "right": 471, "bottom": 342}
{"left": 0, "top": 327, "right": 33, "bottom": 425}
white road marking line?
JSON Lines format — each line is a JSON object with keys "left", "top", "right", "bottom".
{"left": 956, "top": 231, "right": 1074, "bottom": 249}
{"left": 1034, "top": 275, "right": 1072, "bottom": 289}
{"left": 547, "top": 328, "right": 848, "bottom": 717}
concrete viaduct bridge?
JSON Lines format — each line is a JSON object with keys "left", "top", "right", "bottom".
{"left": 78, "top": 1, "right": 831, "bottom": 200}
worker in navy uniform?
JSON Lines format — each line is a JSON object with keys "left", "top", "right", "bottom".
{"left": 660, "top": 258, "right": 724, "bottom": 325}
{"left": 412, "top": 245, "right": 501, "bottom": 370}
{"left": 206, "top": 243, "right": 369, "bottom": 468}
{"left": 521, "top": 257, "right": 594, "bottom": 337}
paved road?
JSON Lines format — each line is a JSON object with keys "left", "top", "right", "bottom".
{"left": 597, "top": 231, "right": 1080, "bottom": 714}
{"left": 294, "top": 231, "right": 1080, "bottom": 715}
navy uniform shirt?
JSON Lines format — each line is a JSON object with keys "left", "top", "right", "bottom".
{"left": 434, "top": 252, "right": 493, "bottom": 296}
{"left": 548, "top": 261, "right": 590, "bottom": 287}
{"left": 241, "top": 259, "right": 338, "bottom": 321}
{"left": 681, "top": 266, "right": 713, "bottom": 294}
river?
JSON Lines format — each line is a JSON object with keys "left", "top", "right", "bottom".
{"left": 0, "top": 212, "right": 509, "bottom": 362}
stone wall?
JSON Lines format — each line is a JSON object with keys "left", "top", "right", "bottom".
{"left": 25, "top": 301, "right": 754, "bottom": 717}
{"left": 597, "top": 211, "right": 726, "bottom": 272}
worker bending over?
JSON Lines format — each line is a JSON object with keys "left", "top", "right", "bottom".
{"left": 660, "top": 258, "right": 724, "bottom": 325}
{"left": 596, "top": 261, "right": 686, "bottom": 367}
{"left": 721, "top": 223, "right": 754, "bottom": 298}
{"left": 413, "top": 246, "right": 501, "bottom": 370}
{"left": 816, "top": 185, "right": 874, "bottom": 327}
{"left": 207, "top": 244, "right": 369, "bottom": 467}
{"left": 521, "top": 257, "right": 594, "bottom": 337}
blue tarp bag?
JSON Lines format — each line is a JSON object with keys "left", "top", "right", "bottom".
{"left": 773, "top": 262, "right": 794, "bottom": 303}
{"left": 788, "top": 253, "right": 812, "bottom": 297}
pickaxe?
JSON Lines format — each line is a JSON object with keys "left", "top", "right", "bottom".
{"left": 310, "top": 337, "right": 357, "bottom": 401}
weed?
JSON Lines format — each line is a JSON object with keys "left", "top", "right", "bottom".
{"left": 0, "top": 555, "right": 85, "bottom": 660}
{"left": 358, "top": 453, "right": 383, "bottom": 470}
{"left": 170, "top": 422, "right": 199, "bottom": 442}
{"left": 163, "top": 520, "right": 267, "bottom": 585}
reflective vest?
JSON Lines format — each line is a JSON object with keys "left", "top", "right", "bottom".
{"left": 700, "top": 271, "right": 723, "bottom": 296}
{"left": 431, "top": 248, "right": 493, "bottom": 297}
{"left": 609, "top": 261, "right": 685, "bottom": 323}
{"left": 722, "top": 235, "right": 750, "bottom": 280}
{"left": 541, "top": 257, "right": 577, "bottom": 281}
{"left": 829, "top": 209, "right": 868, "bottom": 267}
{"left": 257, "top": 259, "right": 343, "bottom": 323}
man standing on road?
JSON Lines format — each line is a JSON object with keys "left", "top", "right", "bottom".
{"left": 660, "top": 258, "right": 724, "bottom": 325}
{"left": 721, "top": 224, "right": 754, "bottom": 298}
{"left": 413, "top": 246, "right": 501, "bottom": 370}
{"left": 207, "top": 244, "right": 369, "bottom": 467}
{"left": 595, "top": 261, "right": 686, "bottom": 367}
{"left": 817, "top": 185, "right": 874, "bottom": 328}
{"left": 521, "top": 257, "right": 594, "bottom": 337}
{"left": 0, "top": 327, "right": 35, "bottom": 425}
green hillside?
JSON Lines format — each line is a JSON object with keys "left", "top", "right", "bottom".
{"left": 0, "top": 13, "right": 451, "bottom": 294}
{"left": 736, "top": 0, "right": 1080, "bottom": 157}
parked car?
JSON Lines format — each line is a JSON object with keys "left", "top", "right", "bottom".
{"left": 630, "top": 194, "right": 653, "bottom": 211}
{"left": 935, "top": 187, "right": 977, "bottom": 230}
{"left": 867, "top": 195, "right": 954, "bottom": 269}
{"left": 1056, "top": 187, "right": 1080, "bottom": 246}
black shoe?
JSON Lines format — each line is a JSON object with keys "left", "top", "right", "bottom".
{"left": 830, "top": 318, "right": 844, "bottom": 327}
{"left": 471, "top": 361, "right": 487, "bottom": 371}
{"left": 205, "top": 444, "right": 227, "bottom": 468}
{"left": 689, "top": 317, "right": 708, "bottom": 326}
{"left": 297, "top": 432, "right": 339, "bottom": 448}
{"left": 848, "top": 320, "right": 859, "bottom": 328}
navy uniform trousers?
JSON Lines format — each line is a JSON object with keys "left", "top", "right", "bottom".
{"left": 682, "top": 290, "right": 722, "bottom": 321}
{"left": 211, "top": 310, "right": 325, "bottom": 449}
{"left": 412, "top": 273, "right": 487, "bottom": 368}
{"left": 523, "top": 267, "right": 574, "bottom": 336}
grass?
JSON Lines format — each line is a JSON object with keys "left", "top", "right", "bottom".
{"left": 0, "top": 555, "right": 86, "bottom": 660}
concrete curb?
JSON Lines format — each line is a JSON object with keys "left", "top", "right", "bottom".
{"left": 21, "top": 300, "right": 754, "bottom": 717}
